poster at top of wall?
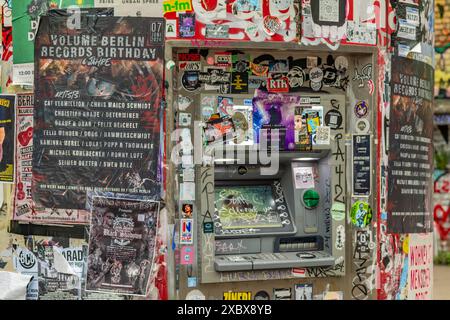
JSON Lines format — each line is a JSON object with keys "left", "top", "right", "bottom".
{"left": 407, "top": 233, "right": 433, "bottom": 300}
{"left": 32, "top": 16, "right": 164, "bottom": 209}
{"left": 387, "top": 56, "right": 434, "bottom": 233}
{"left": 86, "top": 196, "right": 159, "bottom": 296}
{"left": 11, "top": 1, "right": 96, "bottom": 85}
{"left": 95, "top": 0, "right": 163, "bottom": 17}
{"left": 0, "top": 94, "right": 15, "bottom": 183}
{"left": 13, "top": 93, "right": 90, "bottom": 224}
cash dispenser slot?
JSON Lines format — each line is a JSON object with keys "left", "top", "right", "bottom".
{"left": 275, "top": 236, "right": 324, "bottom": 252}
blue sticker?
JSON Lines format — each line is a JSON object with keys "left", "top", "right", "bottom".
{"left": 244, "top": 99, "right": 253, "bottom": 106}
{"left": 188, "top": 277, "right": 197, "bottom": 288}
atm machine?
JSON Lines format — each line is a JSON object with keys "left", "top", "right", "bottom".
{"left": 211, "top": 93, "right": 345, "bottom": 272}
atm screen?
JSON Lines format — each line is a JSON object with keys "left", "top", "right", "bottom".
{"left": 213, "top": 181, "right": 295, "bottom": 237}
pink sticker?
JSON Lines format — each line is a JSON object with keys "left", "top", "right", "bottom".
{"left": 181, "top": 246, "right": 195, "bottom": 265}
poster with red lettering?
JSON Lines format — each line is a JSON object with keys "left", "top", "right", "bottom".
{"left": 407, "top": 233, "right": 433, "bottom": 300}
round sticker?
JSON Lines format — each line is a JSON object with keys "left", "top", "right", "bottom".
{"left": 334, "top": 56, "right": 349, "bottom": 71}
{"left": 324, "top": 109, "right": 343, "bottom": 130}
{"left": 287, "top": 66, "right": 305, "bottom": 89}
{"left": 207, "top": 56, "right": 215, "bottom": 65}
{"left": 355, "top": 118, "right": 370, "bottom": 134}
{"left": 254, "top": 291, "right": 270, "bottom": 300}
{"left": 354, "top": 101, "right": 369, "bottom": 118}
{"left": 182, "top": 71, "right": 201, "bottom": 92}
{"left": 186, "top": 289, "right": 206, "bottom": 300}
{"left": 310, "top": 80, "right": 323, "bottom": 92}
{"left": 350, "top": 201, "right": 373, "bottom": 228}
{"left": 331, "top": 202, "right": 345, "bottom": 221}
{"left": 263, "top": 15, "right": 281, "bottom": 36}
{"left": 309, "top": 67, "right": 323, "bottom": 83}
{"left": 302, "top": 189, "right": 320, "bottom": 209}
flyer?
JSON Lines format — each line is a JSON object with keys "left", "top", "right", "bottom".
{"left": 86, "top": 196, "right": 159, "bottom": 296}
{"left": 0, "top": 94, "right": 15, "bottom": 183}
{"left": 13, "top": 93, "right": 90, "bottom": 224}
{"left": 33, "top": 16, "right": 165, "bottom": 209}
{"left": 387, "top": 57, "right": 434, "bottom": 233}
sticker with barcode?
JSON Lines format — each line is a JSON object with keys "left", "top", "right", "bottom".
{"left": 406, "top": 7, "right": 420, "bottom": 26}
{"left": 397, "top": 19, "right": 416, "bottom": 40}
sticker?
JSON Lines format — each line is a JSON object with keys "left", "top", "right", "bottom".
{"left": 215, "top": 53, "right": 232, "bottom": 67}
{"left": 182, "top": 168, "right": 195, "bottom": 182}
{"left": 223, "top": 291, "right": 252, "bottom": 300}
{"left": 295, "top": 284, "right": 313, "bottom": 300}
{"left": 331, "top": 203, "right": 345, "bottom": 221}
{"left": 263, "top": 15, "right": 281, "bottom": 36}
{"left": 287, "top": 66, "right": 305, "bottom": 89}
{"left": 178, "top": 95, "right": 193, "bottom": 111}
{"left": 398, "top": 44, "right": 411, "bottom": 58}
{"left": 302, "top": 189, "right": 320, "bottom": 209}
{"left": 250, "top": 62, "right": 269, "bottom": 76}
{"left": 182, "top": 71, "right": 201, "bottom": 92}
{"left": 254, "top": 291, "right": 270, "bottom": 300}
{"left": 397, "top": 19, "right": 416, "bottom": 41}
{"left": 165, "top": 19, "right": 177, "bottom": 37}
{"left": 324, "top": 109, "right": 342, "bottom": 129}
{"left": 179, "top": 13, "right": 196, "bottom": 38}
{"left": 356, "top": 230, "right": 372, "bottom": 253}
{"left": 309, "top": 67, "right": 323, "bottom": 83}
{"left": 310, "top": 80, "right": 322, "bottom": 92}
{"left": 232, "top": 55, "right": 249, "bottom": 73}
{"left": 180, "top": 219, "right": 194, "bottom": 244}
{"left": 185, "top": 289, "right": 206, "bottom": 300}
{"left": 163, "top": 0, "right": 192, "bottom": 13}
{"left": 354, "top": 101, "right": 369, "bottom": 118}
{"left": 182, "top": 155, "right": 194, "bottom": 167}
{"left": 352, "top": 64, "right": 372, "bottom": 88}
{"left": 292, "top": 268, "right": 306, "bottom": 277}
{"left": 180, "top": 182, "right": 196, "bottom": 200}
{"left": 217, "top": 96, "right": 234, "bottom": 116}
{"left": 355, "top": 118, "right": 370, "bottom": 134}
{"left": 269, "top": 60, "right": 289, "bottom": 73}
{"left": 181, "top": 203, "right": 193, "bottom": 218}
{"left": 334, "top": 56, "right": 348, "bottom": 71}
{"left": 178, "top": 53, "right": 201, "bottom": 61}
{"left": 267, "top": 75, "right": 289, "bottom": 92}
{"left": 307, "top": 56, "right": 318, "bottom": 69}
{"left": 179, "top": 61, "right": 201, "bottom": 71}
{"left": 166, "top": 60, "right": 176, "bottom": 70}
{"left": 368, "top": 80, "right": 374, "bottom": 95}
{"left": 231, "top": 72, "right": 248, "bottom": 94}
{"left": 187, "top": 277, "right": 197, "bottom": 288}
{"left": 402, "top": 235, "right": 410, "bottom": 254}
{"left": 406, "top": 7, "right": 420, "bottom": 26}
{"left": 293, "top": 167, "right": 315, "bottom": 189}
{"left": 249, "top": 76, "right": 266, "bottom": 89}
{"left": 323, "top": 291, "right": 343, "bottom": 300}
{"left": 207, "top": 56, "right": 215, "bottom": 65}
{"left": 205, "top": 24, "right": 230, "bottom": 39}
{"left": 350, "top": 201, "right": 373, "bottom": 228}
{"left": 232, "top": 0, "right": 261, "bottom": 19}
{"left": 180, "top": 246, "right": 195, "bottom": 265}
{"left": 273, "top": 288, "right": 292, "bottom": 300}
{"left": 179, "top": 113, "right": 192, "bottom": 126}
{"left": 319, "top": 0, "right": 339, "bottom": 23}
{"left": 203, "top": 222, "right": 214, "bottom": 233}
{"left": 335, "top": 225, "right": 345, "bottom": 250}
{"left": 315, "top": 126, "right": 330, "bottom": 145}
{"left": 352, "top": 134, "right": 371, "bottom": 196}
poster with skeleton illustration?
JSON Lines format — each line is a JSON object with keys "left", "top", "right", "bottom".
{"left": 32, "top": 16, "right": 164, "bottom": 209}
{"left": 86, "top": 196, "right": 159, "bottom": 296}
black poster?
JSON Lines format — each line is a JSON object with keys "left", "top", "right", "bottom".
{"left": 33, "top": 16, "right": 165, "bottom": 209}
{"left": 387, "top": 56, "right": 434, "bottom": 233}
{"left": 0, "top": 94, "right": 15, "bottom": 183}
{"left": 86, "top": 196, "right": 159, "bottom": 296}
{"left": 352, "top": 134, "right": 371, "bottom": 196}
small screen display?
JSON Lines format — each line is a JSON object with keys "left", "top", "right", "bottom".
{"left": 214, "top": 185, "right": 283, "bottom": 229}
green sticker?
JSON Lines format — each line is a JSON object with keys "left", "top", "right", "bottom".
{"left": 350, "top": 201, "right": 372, "bottom": 228}
{"left": 302, "top": 189, "right": 320, "bottom": 209}
{"left": 331, "top": 203, "right": 345, "bottom": 221}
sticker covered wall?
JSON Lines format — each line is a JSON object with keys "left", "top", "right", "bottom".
{"left": 32, "top": 16, "right": 165, "bottom": 209}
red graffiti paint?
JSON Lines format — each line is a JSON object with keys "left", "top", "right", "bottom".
{"left": 434, "top": 204, "right": 450, "bottom": 241}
